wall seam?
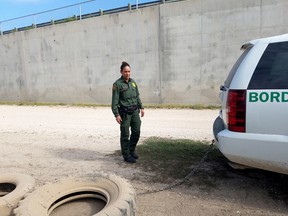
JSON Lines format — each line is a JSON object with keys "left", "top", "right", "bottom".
{"left": 157, "top": 4, "right": 163, "bottom": 104}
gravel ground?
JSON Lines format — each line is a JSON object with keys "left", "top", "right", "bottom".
{"left": 0, "top": 105, "right": 287, "bottom": 216}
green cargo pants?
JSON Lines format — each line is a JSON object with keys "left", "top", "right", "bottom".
{"left": 120, "top": 110, "right": 141, "bottom": 158}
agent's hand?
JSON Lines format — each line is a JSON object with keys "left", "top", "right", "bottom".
{"left": 140, "top": 109, "right": 145, "bottom": 117}
{"left": 116, "top": 115, "right": 122, "bottom": 124}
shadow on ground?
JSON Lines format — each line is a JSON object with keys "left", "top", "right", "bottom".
{"left": 113, "top": 137, "right": 288, "bottom": 207}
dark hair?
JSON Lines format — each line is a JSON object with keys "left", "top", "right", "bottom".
{"left": 120, "top": 61, "right": 130, "bottom": 71}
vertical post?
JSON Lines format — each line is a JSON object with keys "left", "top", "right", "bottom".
{"left": 0, "top": 22, "right": 2, "bottom": 35}
{"left": 128, "top": 3, "right": 132, "bottom": 11}
{"left": 33, "top": 15, "right": 37, "bottom": 28}
{"left": 136, "top": 0, "right": 139, "bottom": 10}
{"left": 79, "top": 4, "right": 82, "bottom": 20}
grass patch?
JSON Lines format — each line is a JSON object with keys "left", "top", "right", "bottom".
{"left": 143, "top": 104, "right": 220, "bottom": 110}
{"left": 138, "top": 137, "right": 212, "bottom": 162}
{"left": 0, "top": 101, "right": 109, "bottom": 107}
{"left": 132, "top": 137, "right": 226, "bottom": 184}
{"left": 115, "top": 137, "right": 288, "bottom": 198}
{"left": 0, "top": 101, "right": 220, "bottom": 109}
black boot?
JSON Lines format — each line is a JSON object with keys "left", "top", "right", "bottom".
{"left": 124, "top": 155, "right": 136, "bottom": 163}
{"left": 130, "top": 152, "right": 139, "bottom": 159}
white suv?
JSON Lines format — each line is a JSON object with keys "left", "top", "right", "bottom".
{"left": 213, "top": 34, "right": 288, "bottom": 175}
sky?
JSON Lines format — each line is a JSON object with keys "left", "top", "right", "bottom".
{"left": 0, "top": 0, "right": 153, "bottom": 31}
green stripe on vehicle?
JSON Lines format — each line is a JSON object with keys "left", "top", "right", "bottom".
{"left": 249, "top": 91, "right": 288, "bottom": 102}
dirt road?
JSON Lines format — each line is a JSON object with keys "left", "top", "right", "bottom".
{"left": 0, "top": 105, "right": 287, "bottom": 215}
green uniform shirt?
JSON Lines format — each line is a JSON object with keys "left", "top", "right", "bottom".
{"left": 111, "top": 76, "right": 144, "bottom": 117}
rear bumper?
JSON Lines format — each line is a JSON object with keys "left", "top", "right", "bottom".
{"left": 216, "top": 129, "right": 288, "bottom": 175}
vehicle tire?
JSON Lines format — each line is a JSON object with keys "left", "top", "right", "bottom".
{"left": 0, "top": 173, "right": 35, "bottom": 216}
{"left": 213, "top": 116, "right": 225, "bottom": 142}
{"left": 14, "top": 175, "right": 137, "bottom": 216}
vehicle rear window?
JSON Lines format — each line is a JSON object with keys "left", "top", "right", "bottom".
{"left": 224, "top": 46, "right": 252, "bottom": 87}
{"left": 248, "top": 42, "right": 288, "bottom": 89}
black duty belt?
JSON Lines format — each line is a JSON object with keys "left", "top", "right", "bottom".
{"left": 120, "top": 105, "right": 139, "bottom": 115}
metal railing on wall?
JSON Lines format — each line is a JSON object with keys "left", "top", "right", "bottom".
{"left": 0, "top": 0, "right": 178, "bottom": 36}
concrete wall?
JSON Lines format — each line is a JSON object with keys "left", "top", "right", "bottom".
{"left": 1, "top": 0, "right": 288, "bottom": 105}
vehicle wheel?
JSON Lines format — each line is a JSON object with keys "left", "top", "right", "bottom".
{"left": 213, "top": 116, "right": 225, "bottom": 141}
{"left": 14, "top": 175, "right": 137, "bottom": 216}
{"left": 0, "top": 173, "right": 35, "bottom": 216}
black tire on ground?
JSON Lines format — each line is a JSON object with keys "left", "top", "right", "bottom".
{"left": 0, "top": 173, "right": 35, "bottom": 216}
{"left": 14, "top": 175, "right": 137, "bottom": 216}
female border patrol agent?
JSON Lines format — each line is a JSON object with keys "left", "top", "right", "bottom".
{"left": 111, "top": 61, "right": 145, "bottom": 163}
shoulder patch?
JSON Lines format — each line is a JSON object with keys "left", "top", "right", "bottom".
{"left": 112, "top": 84, "right": 117, "bottom": 91}
{"left": 132, "top": 82, "right": 137, "bottom": 88}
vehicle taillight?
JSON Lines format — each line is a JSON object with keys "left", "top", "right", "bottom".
{"left": 227, "top": 90, "right": 246, "bottom": 132}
